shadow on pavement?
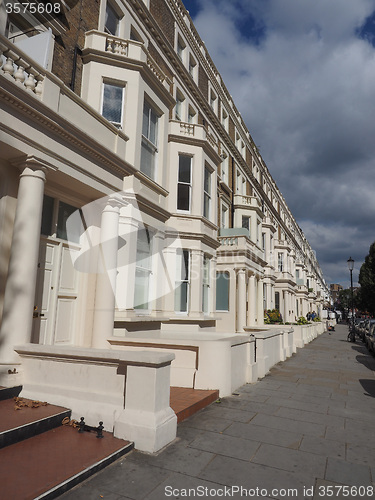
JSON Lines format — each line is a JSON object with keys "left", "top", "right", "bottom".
{"left": 359, "top": 379, "right": 375, "bottom": 398}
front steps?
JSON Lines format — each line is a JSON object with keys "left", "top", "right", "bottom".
{"left": 0, "top": 387, "right": 133, "bottom": 500}
{"left": 170, "top": 387, "right": 220, "bottom": 423}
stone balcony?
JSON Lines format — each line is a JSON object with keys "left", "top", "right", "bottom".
{"left": 0, "top": 34, "right": 129, "bottom": 161}
{"left": 83, "top": 30, "right": 171, "bottom": 92}
{"left": 217, "top": 228, "right": 266, "bottom": 271}
{"left": 233, "top": 195, "right": 262, "bottom": 213}
{"left": 168, "top": 120, "right": 219, "bottom": 156}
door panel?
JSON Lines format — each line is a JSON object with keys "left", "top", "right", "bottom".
{"left": 32, "top": 238, "right": 80, "bottom": 346}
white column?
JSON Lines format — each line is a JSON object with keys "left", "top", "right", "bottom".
{"left": 92, "top": 197, "right": 122, "bottom": 349}
{"left": 248, "top": 274, "right": 256, "bottom": 326}
{"left": 237, "top": 269, "right": 246, "bottom": 332}
{"left": 257, "top": 278, "right": 264, "bottom": 326}
{"left": 0, "top": 162, "right": 46, "bottom": 364}
{"left": 116, "top": 215, "right": 138, "bottom": 311}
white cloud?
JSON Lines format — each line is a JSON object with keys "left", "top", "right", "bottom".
{"left": 190, "top": 0, "right": 375, "bottom": 285}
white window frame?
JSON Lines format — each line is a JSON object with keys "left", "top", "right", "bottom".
{"left": 220, "top": 150, "right": 228, "bottom": 185}
{"left": 134, "top": 227, "right": 153, "bottom": 311}
{"left": 189, "top": 54, "right": 197, "bottom": 80}
{"left": 221, "top": 202, "right": 229, "bottom": 228}
{"left": 221, "top": 107, "right": 228, "bottom": 131}
{"left": 140, "top": 98, "right": 159, "bottom": 180}
{"left": 101, "top": 81, "right": 125, "bottom": 128}
{"left": 175, "top": 249, "right": 190, "bottom": 313}
{"left": 175, "top": 90, "right": 185, "bottom": 121}
{"left": 177, "top": 34, "right": 186, "bottom": 63}
{"left": 177, "top": 154, "right": 192, "bottom": 212}
{"left": 202, "top": 255, "right": 210, "bottom": 314}
{"left": 105, "top": 1, "right": 121, "bottom": 36}
{"left": 203, "top": 166, "right": 212, "bottom": 220}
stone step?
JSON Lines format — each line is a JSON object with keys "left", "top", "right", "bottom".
{"left": 0, "top": 397, "right": 71, "bottom": 449}
{"left": 0, "top": 424, "right": 133, "bottom": 500}
{"left": 0, "top": 384, "right": 22, "bottom": 400}
{"left": 170, "top": 387, "right": 220, "bottom": 423}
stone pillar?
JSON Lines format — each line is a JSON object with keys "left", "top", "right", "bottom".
{"left": 257, "top": 278, "right": 264, "bottom": 326}
{"left": 0, "top": 160, "right": 47, "bottom": 364}
{"left": 237, "top": 269, "right": 246, "bottom": 331}
{"left": 92, "top": 197, "right": 122, "bottom": 349}
{"left": 116, "top": 215, "right": 138, "bottom": 311}
{"left": 248, "top": 274, "right": 256, "bottom": 326}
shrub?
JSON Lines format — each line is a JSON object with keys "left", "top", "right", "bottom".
{"left": 297, "top": 316, "right": 308, "bottom": 325}
{"left": 265, "top": 309, "right": 283, "bottom": 324}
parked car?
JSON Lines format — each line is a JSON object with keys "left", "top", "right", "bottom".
{"left": 363, "top": 319, "right": 375, "bottom": 348}
{"left": 366, "top": 323, "right": 375, "bottom": 354}
{"left": 357, "top": 319, "right": 367, "bottom": 342}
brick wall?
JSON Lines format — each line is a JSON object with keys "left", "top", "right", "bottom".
{"left": 198, "top": 64, "right": 208, "bottom": 100}
{"left": 52, "top": 0, "right": 100, "bottom": 95}
{"left": 150, "top": 0, "right": 174, "bottom": 46}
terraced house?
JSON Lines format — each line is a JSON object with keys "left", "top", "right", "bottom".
{"left": 0, "top": 0, "right": 330, "bottom": 452}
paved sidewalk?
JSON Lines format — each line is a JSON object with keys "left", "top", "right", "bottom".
{"left": 60, "top": 325, "right": 375, "bottom": 499}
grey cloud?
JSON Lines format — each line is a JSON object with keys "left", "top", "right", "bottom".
{"left": 190, "top": 0, "right": 375, "bottom": 286}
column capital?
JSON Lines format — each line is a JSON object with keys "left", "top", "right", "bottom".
{"left": 11, "top": 155, "right": 58, "bottom": 176}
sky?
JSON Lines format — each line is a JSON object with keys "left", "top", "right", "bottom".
{"left": 182, "top": 0, "right": 375, "bottom": 289}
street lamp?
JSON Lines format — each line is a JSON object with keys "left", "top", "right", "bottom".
{"left": 347, "top": 257, "right": 354, "bottom": 326}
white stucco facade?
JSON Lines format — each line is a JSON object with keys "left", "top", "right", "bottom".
{"left": 0, "top": 0, "right": 330, "bottom": 452}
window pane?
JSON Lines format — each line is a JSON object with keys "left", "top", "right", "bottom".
{"left": 149, "top": 108, "right": 157, "bottom": 145}
{"left": 275, "top": 292, "right": 280, "bottom": 311}
{"left": 105, "top": 3, "right": 119, "bottom": 35}
{"left": 134, "top": 269, "right": 150, "bottom": 309}
{"left": 41, "top": 195, "right": 54, "bottom": 236}
{"left": 175, "top": 282, "right": 188, "bottom": 312}
{"left": 204, "top": 167, "right": 211, "bottom": 192}
{"left": 102, "top": 84, "right": 123, "bottom": 125}
{"left": 204, "top": 193, "right": 210, "bottom": 218}
{"left": 57, "top": 201, "right": 79, "bottom": 242}
{"left": 134, "top": 229, "right": 152, "bottom": 310}
{"left": 140, "top": 139, "right": 155, "bottom": 179}
{"left": 177, "top": 184, "right": 190, "bottom": 211}
{"left": 142, "top": 101, "right": 150, "bottom": 137}
{"left": 175, "top": 250, "right": 189, "bottom": 312}
{"left": 242, "top": 216, "right": 249, "bottom": 230}
{"left": 178, "top": 155, "right": 191, "bottom": 182}
{"left": 216, "top": 272, "right": 229, "bottom": 311}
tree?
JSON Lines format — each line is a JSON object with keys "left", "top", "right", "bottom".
{"left": 337, "top": 288, "right": 352, "bottom": 316}
{"left": 358, "top": 242, "right": 375, "bottom": 316}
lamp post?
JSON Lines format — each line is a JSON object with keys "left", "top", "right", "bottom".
{"left": 347, "top": 257, "right": 354, "bottom": 327}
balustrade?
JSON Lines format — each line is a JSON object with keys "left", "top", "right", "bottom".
{"left": 0, "top": 36, "right": 44, "bottom": 98}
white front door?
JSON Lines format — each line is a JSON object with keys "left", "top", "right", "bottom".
{"left": 32, "top": 237, "right": 80, "bottom": 345}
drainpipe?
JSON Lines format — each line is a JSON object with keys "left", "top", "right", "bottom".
{"left": 70, "top": 45, "right": 82, "bottom": 92}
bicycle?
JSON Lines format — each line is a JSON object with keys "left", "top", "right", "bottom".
{"left": 347, "top": 325, "right": 356, "bottom": 343}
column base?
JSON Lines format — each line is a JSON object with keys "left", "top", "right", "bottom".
{"left": 114, "top": 407, "right": 177, "bottom": 453}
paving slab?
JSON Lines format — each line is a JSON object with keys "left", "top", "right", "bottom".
{"left": 188, "top": 430, "right": 260, "bottom": 461}
{"left": 59, "top": 325, "right": 375, "bottom": 500}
